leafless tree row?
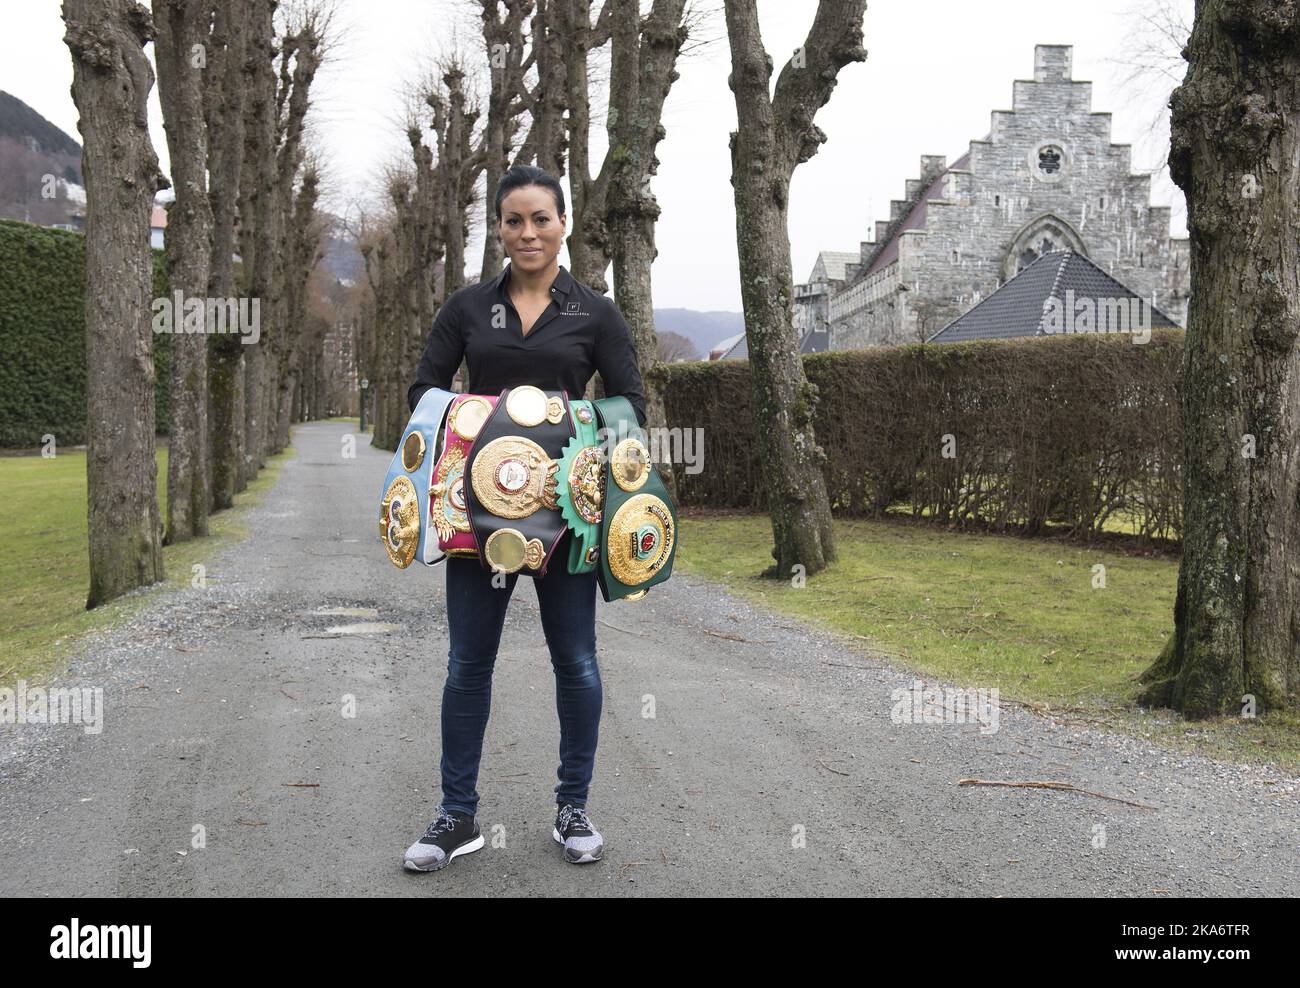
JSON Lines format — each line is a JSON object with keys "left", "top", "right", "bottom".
{"left": 63, "top": 0, "right": 330, "bottom": 606}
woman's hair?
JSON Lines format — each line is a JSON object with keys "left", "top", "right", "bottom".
{"left": 494, "top": 165, "right": 566, "bottom": 222}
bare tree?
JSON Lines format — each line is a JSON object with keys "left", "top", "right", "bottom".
{"left": 154, "top": 0, "right": 213, "bottom": 543}
{"left": 238, "top": 0, "right": 277, "bottom": 481}
{"left": 63, "top": 0, "right": 169, "bottom": 606}
{"left": 266, "top": 9, "right": 327, "bottom": 454}
{"left": 206, "top": 0, "right": 251, "bottom": 512}
{"left": 656, "top": 329, "right": 697, "bottom": 362}
{"left": 724, "top": 0, "right": 867, "bottom": 577}
{"left": 1138, "top": 0, "right": 1300, "bottom": 715}
{"left": 1108, "top": 0, "right": 1194, "bottom": 229}
{"left": 909, "top": 295, "right": 960, "bottom": 342}
{"left": 515, "top": 0, "right": 569, "bottom": 178}
{"left": 476, "top": 0, "right": 534, "bottom": 281}
{"left": 272, "top": 163, "right": 324, "bottom": 447}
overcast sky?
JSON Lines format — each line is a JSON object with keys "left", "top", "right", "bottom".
{"left": 4, "top": 0, "right": 1191, "bottom": 311}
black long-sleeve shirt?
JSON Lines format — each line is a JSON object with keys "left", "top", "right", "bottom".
{"left": 406, "top": 262, "right": 647, "bottom": 427}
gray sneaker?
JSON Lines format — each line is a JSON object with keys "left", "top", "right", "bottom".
{"left": 403, "top": 807, "right": 483, "bottom": 872}
{"left": 553, "top": 803, "right": 603, "bottom": 863}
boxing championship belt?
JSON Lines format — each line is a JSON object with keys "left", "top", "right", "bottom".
{"left": 556, "top": 399, "right": 605, "bottom": 574}
{"left": 429, "top": 393, "right": 497, "bottom": 559}
{"left": 463, "top": 386, "right": 575, "bottom": 577}
{"left": 379, "top": 387, "right": 458, "bottom": 568}
{"left": 593, "top": 395, "right": 678, "bottom": 602}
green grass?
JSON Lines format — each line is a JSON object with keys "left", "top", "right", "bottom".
{"left": 0, "top": 440, "right": 293, "bottom": 685}
{"left": 676, "top": 510, "right": 1300, "bottom": 774}
{"left": 881, "top": 501, "right": 1173, "bottom": 540}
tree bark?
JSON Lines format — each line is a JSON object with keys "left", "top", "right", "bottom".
{"left": 517, "top": 0, "right": 569, "bottom": 179}
{"left": 724, "top": 0, "right": 862, "bottom": 577}
{"left": 206, "top": 0, "right": 250, "bottom": 512}
{"left": 154, "top": 0, "right": 212, "bottom": 543}
{"left": 1139, "top": 0, "right": 1300, "bottom": 715}
{"left": 239, "top": 0, "right": 278, "bottom": 481}
{"left": 477, "top": 0, "right": 533, "bottom": 281}
{"left": 605, "top": 0, "right": 687, "bottom": 499}
{"left": 274, "top": 166, "right": 321, "bottom": 449}
{"left": 63, "top": 0, "right": 169, "bottom": 607}
{"left": 556, "top": 0, "right": 612, "bottom": 289}
{"left": 267, "top": 21, "right": 322, "bottom": 454}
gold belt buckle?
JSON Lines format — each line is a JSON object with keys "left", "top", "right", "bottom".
{"left": 470, "top": 436, "right": 559, "bottom": 519}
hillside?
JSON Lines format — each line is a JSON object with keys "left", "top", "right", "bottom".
{"left": 0, "top": 91, "right": 81, "bottom": 158}
{"left": 652, "top": 307, "right": 743, "bottom": 359}
{"left": 0, "top": 92, "right": 83, "bottom": 226}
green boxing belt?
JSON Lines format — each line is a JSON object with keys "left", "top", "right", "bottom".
{"left": 590, "top": 396, "right": 679, "bottom": 602}
{"left": 556, "top": 399, "right": 605, "bottom": 575}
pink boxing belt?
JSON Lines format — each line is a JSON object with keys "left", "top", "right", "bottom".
{"left": 428, "top": 393, "right": 498, "bottom": 559}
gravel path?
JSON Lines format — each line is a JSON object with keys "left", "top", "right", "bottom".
{"left": 1, "top": 419, "right": 1295, "bottom": 896}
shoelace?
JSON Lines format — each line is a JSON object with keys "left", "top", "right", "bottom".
{"left": 424, "top": 808, "right": 461, "bottom": 839}
{"left": 557, "top": 804, "right": 592, "bottom": 835}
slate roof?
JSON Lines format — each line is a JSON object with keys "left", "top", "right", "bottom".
{"left": 863, "top": 150, "right": 971, "bottom": 278}
{"left": 926, "top": 249, "right": 1180, "bottom": 343}
{"left": 816, "top": 251, "right": 861, "bottom": 283}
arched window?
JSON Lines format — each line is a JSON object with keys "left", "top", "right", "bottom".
{"left": 1001, "top": 213, "right": 1088, "bottom": 281}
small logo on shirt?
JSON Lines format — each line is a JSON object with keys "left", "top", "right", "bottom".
{"left": 562, "top": 301, "right": 587, "bottom": 316}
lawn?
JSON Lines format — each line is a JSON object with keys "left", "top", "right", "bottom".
{"left": 0, "top": 441, "right": 292, "bottom": 683}
{"left": 675, "top": 510, "right": 1300, "bottom": 773}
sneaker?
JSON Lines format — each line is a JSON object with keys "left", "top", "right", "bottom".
{"left": 553, "top": 803, "right": 603, "bottom": 863}
{"left": 403, "top": 806, "right": 483, "bottom": 872}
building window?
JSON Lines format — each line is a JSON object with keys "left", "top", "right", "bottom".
{"left": 1099, "top": 196, "right": 1105, "bottom": 208}
{"left": 995, "top": 195, "right": 1000, "bottom": 206}
{"left": 951, "top": 249, "right": 960, "bottom": 263}
{"left": 1038, "top": 146, "right": 1063, "bottom": 174}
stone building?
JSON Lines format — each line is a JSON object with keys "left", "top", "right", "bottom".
{"left": 713, "top": 251, "right": 848, "bottom": 359}
{"left": 808, "top": 45, "right": 1189, "bottom": 350}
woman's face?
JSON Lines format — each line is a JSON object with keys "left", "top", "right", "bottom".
{"left": 498, "top": 184, "right": 566, "bottom": 274}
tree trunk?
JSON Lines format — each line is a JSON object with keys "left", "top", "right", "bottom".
{"left": 1139, "top": 0, "right": 1300, "bottom": 715}
{"left": 605, "top": 0, "right": 687, "bottom": 499}
{"left": 207, "top": 0, "right": 250, "bottom": 512}
{"left": 724, "top": 0, "right": 862, "bottom": 578}
{"left": 154, "top": 0, "right": 212, "bottom": 543}
{"left": 557, "top": 0, "right": 610, "bottom": 289}
{"left": 517, "top": 0, "right": 569, "bottom": 179}
{"left": 240, "top": 0, "right": 277, "bottom": 481}
{"left": 63, "top": 0, "right": 168, "bottom": 607}
{"left": 275, "top": 166, "right": 321, "bottom": 449}
{"left": 478, "top": 0, "right": 532, "bottom": 281}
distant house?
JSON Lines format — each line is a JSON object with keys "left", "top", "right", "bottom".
{"left": 708, "top": 332, "right": 744, "bottom": 360}
{"left": 926, "top": 248, "right": 1179, "bottom": 344}
{"left": 707, "top": 249, "right": 853, "bottom": 360}
{"left": 709, "top": 321, "right": 830, "bottom": 361}
{"left": 56, "top": 202, "right": 167, "bottom": 246}
{"left": 150, "top": 205, "right": 167, "bottom": 249}
{"left": 793, "top": 249, "right": 859, "bottom": 338}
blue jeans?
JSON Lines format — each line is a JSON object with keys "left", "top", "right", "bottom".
{"left": 439, "top": 533, "right": 601, "bottom": 819}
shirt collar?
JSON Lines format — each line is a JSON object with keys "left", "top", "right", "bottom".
{"left": 493, "top": 261, "right": 573, "bottom": 299}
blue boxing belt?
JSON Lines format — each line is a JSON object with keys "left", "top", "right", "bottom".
{"left": 379, "top": 387, "right": 458, "bottom": 568}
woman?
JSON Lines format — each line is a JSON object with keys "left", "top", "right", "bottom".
{"left": 402, "top": 165, "right": 648, "bottom": 872}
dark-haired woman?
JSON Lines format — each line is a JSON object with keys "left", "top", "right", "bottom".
{"left": 402, "top": 165, "right": 648, "bottom": 872}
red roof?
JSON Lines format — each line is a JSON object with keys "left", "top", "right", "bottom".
{"left": 866, "top": 151, "right": 970, "bottom": 277}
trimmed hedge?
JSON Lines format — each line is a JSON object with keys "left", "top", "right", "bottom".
{"left": 0, "top": 219, "right": 169, "bottom": 448}
{"left": 649, "top": 329, "right": 1186, "bottom": 544}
